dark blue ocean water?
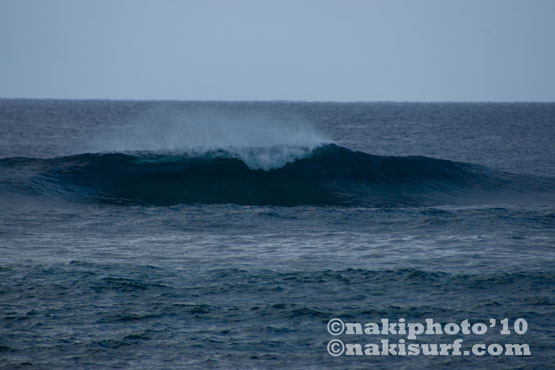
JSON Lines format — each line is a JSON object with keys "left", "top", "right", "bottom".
{"left": 1, "top": 100, "right": 554, "bottom": 369}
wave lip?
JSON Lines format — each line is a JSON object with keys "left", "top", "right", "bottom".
{"left": 148, "top": 144, "right": 321, "bottom": 171}
{"left": 1, "top": 144, "right": 552, "bottom": 207}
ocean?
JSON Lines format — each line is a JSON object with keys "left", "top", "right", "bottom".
{"left": 1, "top": 100, "right": 554, "bottom": 369}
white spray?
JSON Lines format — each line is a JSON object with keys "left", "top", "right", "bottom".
{"left": 92, "top": 105, "right": 332, "bottom": 170}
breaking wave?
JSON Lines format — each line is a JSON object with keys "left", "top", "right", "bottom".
{"left": 0, "top": 144, "right": 553, "bottom": 207}
{"left": 1, "top": 144, "right": 553, "bottom": 206}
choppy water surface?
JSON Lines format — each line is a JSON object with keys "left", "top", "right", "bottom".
{"left": 1, "top": 101, "right": 554, "bottom": 369}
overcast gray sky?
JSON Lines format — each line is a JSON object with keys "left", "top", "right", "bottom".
{"left": 1, "top": 0, "right": 554, "bottom": 101}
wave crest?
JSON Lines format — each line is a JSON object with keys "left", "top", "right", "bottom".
{"left": 142, "top": 145, "right": 319, "bottom": 171}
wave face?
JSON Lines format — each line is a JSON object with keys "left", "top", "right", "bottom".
{"left": 0, "top": 144, "right": 551, "bottom": 207}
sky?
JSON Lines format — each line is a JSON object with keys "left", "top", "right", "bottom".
{"left": 0, "top": 0, "right": 554, "bottom": 101}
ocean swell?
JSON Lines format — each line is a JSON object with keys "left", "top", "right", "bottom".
{"left": 0, "top": 144, "right": 552, "bottom": 207}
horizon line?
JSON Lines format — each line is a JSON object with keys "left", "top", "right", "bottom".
{"left": 1, "top": 97, "right": 554, "bottom": 104}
